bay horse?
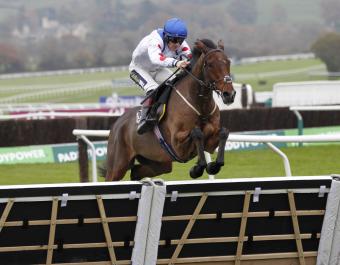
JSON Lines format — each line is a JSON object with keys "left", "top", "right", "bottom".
{"left": 104, "top": 39, "right": 235, "bottom": 181}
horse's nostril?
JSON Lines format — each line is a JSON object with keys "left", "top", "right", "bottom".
{"left": 222, "top": 90, "right": 236, "bottom": 105}
{"left": 223, "top": 92, "right": 230, "bottom": 97}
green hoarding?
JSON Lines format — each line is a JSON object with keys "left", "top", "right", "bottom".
{"left": 225, "top": 130, "right": 286, "bottom": 151}
{"left": 52, "top": 142, "right": 107, "bottom": 163}
{"left": 226, "top": 126, "right": 340, "bottom": 151}
{"left": 0, "top": 146, "right": 54, "bottom": 164}
{"left": 1, "top": 126, "right": 340, "bottom": 164}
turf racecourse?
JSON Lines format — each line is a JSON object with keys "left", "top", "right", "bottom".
{"left": 0, "top": 144, "right": 339, "bottom": 185}
{"left": 1, "top": 58, "right": 338, "bottom": 104}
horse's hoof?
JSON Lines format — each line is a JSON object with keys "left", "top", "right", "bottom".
{"left": 206, "top": 162, "right": 222, "bottom": 175}
{"left": 190, "top": 165, "right": 205, "bottom": 179}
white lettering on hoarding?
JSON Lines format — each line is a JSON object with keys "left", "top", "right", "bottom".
{"left": 56, "top": 147, "right": 106, "bottom": 163}
{"left": 0, "top": 149, "right": 45, "bottom": 163}
{"left": 57, "top": 152, "right": 78, "bottom": 162}
{"left": 225, "top": 141, "right": 260, "bottom": 151}
{"left": 87, "top": 147, "right": 107, "bottom": 158}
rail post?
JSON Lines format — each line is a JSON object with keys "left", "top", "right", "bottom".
{"left": 78, "top": 137, "right": 89, "bottom": 182}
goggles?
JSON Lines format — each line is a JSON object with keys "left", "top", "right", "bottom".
{"left": 167, "top": 36, "right": 185, "bottom": 45}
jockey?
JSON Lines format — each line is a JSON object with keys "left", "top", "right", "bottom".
{"left": 129, "top": 17, "right": 192, "bottom": 134}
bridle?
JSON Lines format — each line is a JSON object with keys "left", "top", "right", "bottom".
{"left": 174, "top": 48, "right": 234, "bottom": 120}
{"left": 182, "top": 48, "right": 233, "bottom": 96}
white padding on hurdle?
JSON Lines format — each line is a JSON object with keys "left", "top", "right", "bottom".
{"left": 145, "top": 183, "right": 166, "bottom": 265}
{"left": 317, "top": 177, "right": 340, "bottom": 265}
{"left": 329, "top": 179, "right": 340, "bottom": 265}
{"left": 131, "top": 184, "right": 154, "bottom": 265}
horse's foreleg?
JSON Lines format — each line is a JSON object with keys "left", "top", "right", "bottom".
{"left": 190, "top": 127, "right": 207, "bottom": 179}
{"left": 206, "top": 127, "right": 229, "bottom": 175}
{"left": 215, "top": 127, "right": 229, "bottom": 165}
{"left": 106, "top": 157, "right": 132, "bottom": 181}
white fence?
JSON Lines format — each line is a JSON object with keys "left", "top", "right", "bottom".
{"left": 213, "top": 83, "right": 253, "bottom": 110}
{"left": 272, "top": 81, "right": 340, "bottom": 107}
{"left": 72, "top": 129, "right": 340, "bottom": 182}
{"left": 0, "top": 81, "right": 114, "bottom": 104}
{"left": 0, "top": 65, "right": 128, "bottom": 80}
{"left": 0, "top": 111, "right": 122, "bottom": 121}
{"left": 238, "top": 53, "right": 315, "bottom": 64}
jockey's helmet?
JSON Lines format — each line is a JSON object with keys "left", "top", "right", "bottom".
{"left": 163, "top": 18, "right": 187, "bottom": 44}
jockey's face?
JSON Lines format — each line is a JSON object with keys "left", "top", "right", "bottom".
{"left": 168, "top": 40, "right": 180, "bottom": 51}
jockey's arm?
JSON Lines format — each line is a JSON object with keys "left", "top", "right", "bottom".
{"left": 178, "top": 40, "right": 192, "bottom": 61}
{"left": 177, "top": 40, "right": 192, "bottom": 68}
{"left": 148, "top": 40, "right": 178, "bottom": 68}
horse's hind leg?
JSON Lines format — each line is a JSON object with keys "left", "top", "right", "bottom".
{"left": 190, "top": 127, "right": 207, "bottom": 179}
{"left": 130, "top": 161, "right": 172, "bottom": 181}
{"left": 206, "top": 127, "right": 229, "bottom": 175}
{"left": 106, "top": 152, "right": 133, "bottom": 181}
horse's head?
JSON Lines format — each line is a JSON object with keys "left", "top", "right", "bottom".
{"left": 194, "top": 39, "right": 236, "bottom": 105}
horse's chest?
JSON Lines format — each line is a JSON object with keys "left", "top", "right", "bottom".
{"left": 174, "top": 122, "right": 218, "bottom": 150}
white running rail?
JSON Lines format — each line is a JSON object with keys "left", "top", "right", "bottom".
{"left": 0, "top": 111, "right": 122, "bottom": 120}
{"left": 72, "top": 129, "right": 340, "bottom": 181}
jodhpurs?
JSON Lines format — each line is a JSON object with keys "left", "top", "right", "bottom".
{"left": 129, "top": 64, "right": 173, "bottom": 93}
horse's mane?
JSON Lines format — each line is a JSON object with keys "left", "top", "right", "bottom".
{"left": 191, "top": 38, "right": 217, "bottom": 66}
{"left": 174, "top": 38, "right": 216, "bottom": 81}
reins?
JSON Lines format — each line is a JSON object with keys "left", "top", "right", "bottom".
{"left": 140, "top": 68, "right": 181, "bottom": 105}
{"left": 182, "top": 48, "right": 226, "bottom": 89}
{"left": 173, "top": 48, "right": 228, "bottom": 119}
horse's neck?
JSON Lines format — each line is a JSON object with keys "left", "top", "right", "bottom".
{"left": 178, "top": 55, "right": 215, "bottom": 117}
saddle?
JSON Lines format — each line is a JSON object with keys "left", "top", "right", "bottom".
{"left": 148, "top": 71, "right": 186, "bottom": 122}
{"left": 149, "top": 73, "right": 188, "bottom": 163}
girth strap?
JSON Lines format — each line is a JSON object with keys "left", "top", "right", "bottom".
{"left": 153, "top": 125, "right": 187, "bottom": 163}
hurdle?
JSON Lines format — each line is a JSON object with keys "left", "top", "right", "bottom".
{"left": 1, "top": 176, "right": 340, "bottom": 264}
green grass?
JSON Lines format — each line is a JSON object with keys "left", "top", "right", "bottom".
{"left": 1, "top": 58, "right": 338, "bottom": 103}
{"left": 232, "top": 58, "right": 336, "bottom": 92}
{"left": 0, "top": 71, "right": 126, "bottom": 86}
{"left": 0, "top": 71, "right": 141, "bottom": 103}
{"left": 1, "top": 145, "right": 339, "bottom": 185}
{"left": 233, "top": 58, "right": 322, "bottom": 74}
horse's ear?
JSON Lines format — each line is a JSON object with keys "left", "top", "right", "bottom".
{"left": 194, "top": 39, "right": 209, "bottom": 54}
{"left": 217, "top": 39, "right": 224, "bottom": 50}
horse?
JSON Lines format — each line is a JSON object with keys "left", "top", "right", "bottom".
{"left": 104, "top": 39, "right": 235, "bottom": 181}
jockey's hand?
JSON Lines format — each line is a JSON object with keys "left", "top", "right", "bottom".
{"left": 176, "top": 60, "right": 190, "bottom": 69}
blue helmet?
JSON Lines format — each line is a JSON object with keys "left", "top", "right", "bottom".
{"left": 163, "top": 18, "right": 188, "bottom": 39}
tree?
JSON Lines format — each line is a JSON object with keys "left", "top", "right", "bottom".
{"left": 311, "top": 32, "right": 340, "bottom": 72}
{"left": 38, "top": 38, "right": 69, "bottom": 70}
{"left": 72, "top": 49, "right": 95, "bottom": 68}
{"left": 0, "top": 43, "right": 25, "bottom": 73}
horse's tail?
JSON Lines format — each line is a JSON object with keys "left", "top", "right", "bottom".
{"left": 97, "top": 163, "right": 107, "bottom": 178}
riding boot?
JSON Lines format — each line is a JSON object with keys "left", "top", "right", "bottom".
{"left": 137, "top": 93, "right": 157, "bottom": 134}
